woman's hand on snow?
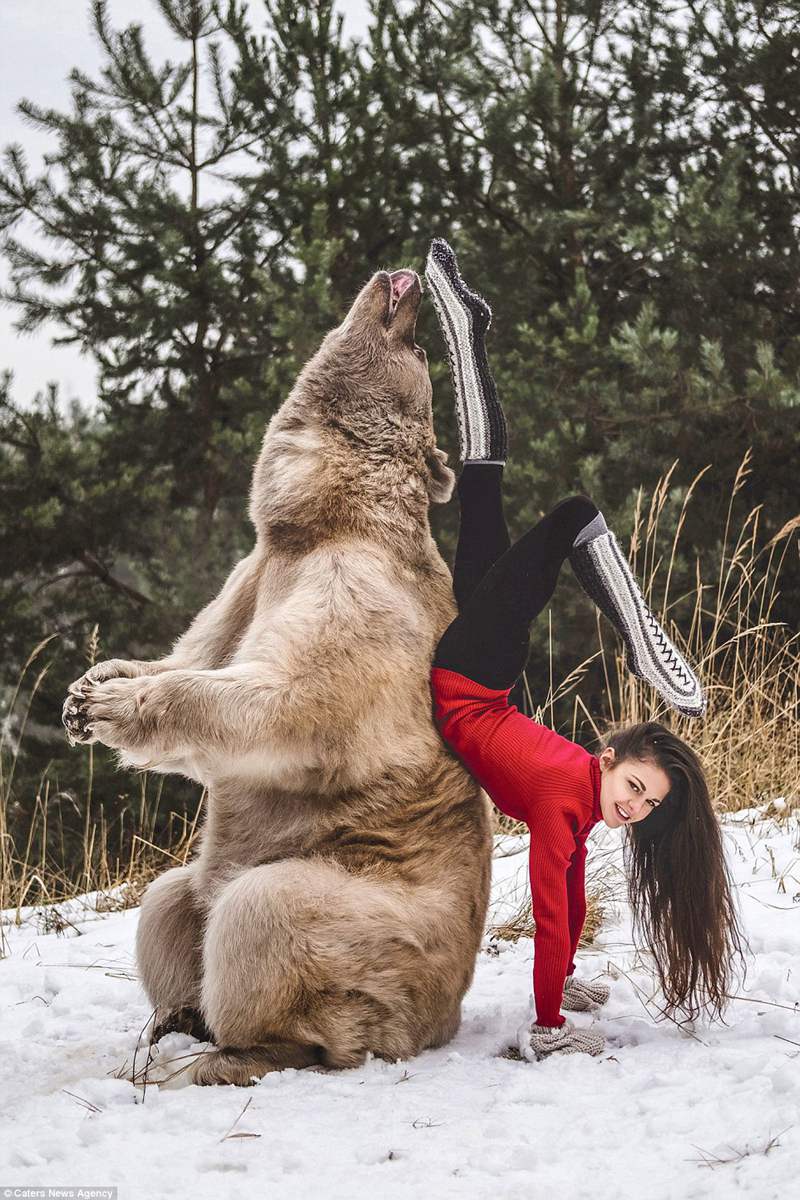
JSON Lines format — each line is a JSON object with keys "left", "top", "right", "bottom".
{"left": 561, "top": 975, "right": 611, "bottom": 1012}
{"left": 525, "top": 1019, "right": 605, "bottom": 1061}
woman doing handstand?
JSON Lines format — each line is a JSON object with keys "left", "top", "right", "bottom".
{"left": 425, "top": 239, "right": 744, "bottom": 1061}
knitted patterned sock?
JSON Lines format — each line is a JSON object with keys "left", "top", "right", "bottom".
{"left": 425, "top": 238, "right": 508, "bottom": 463}
{"left": 569, "top": 521, "right": 707, "bottom": 718}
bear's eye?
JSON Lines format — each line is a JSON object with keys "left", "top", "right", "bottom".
{"left": 413, "top": 345, "right": 426, "bottom": 361}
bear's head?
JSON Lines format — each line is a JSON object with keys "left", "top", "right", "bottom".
{"left": 251, "top": 269, "right": 455, "bottom": 547}
{"left": 316, "top": 270, "right": 454, "bottom": 500}
{"left": 318, "top": 270, "right": 433, "bottom": 416}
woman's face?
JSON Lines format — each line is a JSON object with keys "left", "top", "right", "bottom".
{"left": 598, "top": 749, "right": 671, "bottom": 829}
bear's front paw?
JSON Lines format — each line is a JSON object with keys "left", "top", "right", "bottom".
{"left": 62, "top": 688, "right": 94, "bottom": 745}
{"left": 63, "top": 676, "right": 156, "bottom": 752}
{"left": 63, "top": 659, "right": 146, "bottom": 744}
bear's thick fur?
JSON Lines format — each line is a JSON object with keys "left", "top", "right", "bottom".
{"left": 63, "top": 269, "right": 492, "bottom": 1085}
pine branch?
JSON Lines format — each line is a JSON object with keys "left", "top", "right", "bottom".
{"left": 78, "top": 551, "right": 153, "bottom": 607}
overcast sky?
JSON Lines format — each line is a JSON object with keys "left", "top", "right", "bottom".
{"left": 1, "top": 0, "right": 370, "bottom": 406}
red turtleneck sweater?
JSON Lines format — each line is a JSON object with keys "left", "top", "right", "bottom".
{"left": 431, "top": 667, "right": 603, "bottom": 1028}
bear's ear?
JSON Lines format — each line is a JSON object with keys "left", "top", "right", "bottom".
{"left": 425, "top": 446, "right": 456, "bottom": 504}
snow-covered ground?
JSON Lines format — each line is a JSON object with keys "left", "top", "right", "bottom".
{"left": 1, "top": 807, "right": 798, "bottom": 1200}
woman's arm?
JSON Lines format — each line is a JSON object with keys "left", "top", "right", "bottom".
{"left": 565, "top": 840, "right": 589, "bottom": 976}
{"left": 528, "top": 830, "right": 575, "bottom": 1027}
{"left": 432, "top": 665, "right": 598, "bottom": 1027}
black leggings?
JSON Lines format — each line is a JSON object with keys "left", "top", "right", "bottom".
{"left": 438, "top": 464, "right": 599, "bottom": 691}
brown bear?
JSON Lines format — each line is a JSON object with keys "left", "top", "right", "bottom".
{"left": 63, "top": 268, "right": 492, "bottom": 1085}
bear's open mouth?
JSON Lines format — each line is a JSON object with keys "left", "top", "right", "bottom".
{"left": 387, "top": 270, "right": 418, "bottom": 322}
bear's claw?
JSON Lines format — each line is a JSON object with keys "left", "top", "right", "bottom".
{"left": 62, "top": 691, "right": 94, "bottom": 744}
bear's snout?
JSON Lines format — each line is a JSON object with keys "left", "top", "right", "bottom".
{"left": 344, "top": 269, "right": 422, "bottom": 335}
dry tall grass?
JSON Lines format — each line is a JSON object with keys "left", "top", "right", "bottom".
{"left": 2, "top": 454, "right": 798, "bottom": 954}
{"left": 0, "top": 641, "right": 203, "bottom": 956}
{"left": 512, "top": 452, "right": 799, "bottom": 812}
{"left": 594, "top": 450, "right": 798, "bottom": 812}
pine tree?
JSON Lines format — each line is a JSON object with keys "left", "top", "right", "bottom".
{"left": 0, "top": 0, "right": 423, "bottom": 826}
{"left": 0, "top": 0, "right": 366, "bottom": 826}
{"left": 0, "top": 1, "right": 298, "bottom": 606}
{"left": 376, "top": 0, "right": 799, "bottom": 693}
{"left": 375, "top": 3, "right": 798, "bottom": 512}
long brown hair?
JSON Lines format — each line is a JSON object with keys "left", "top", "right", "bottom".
{"left": 604, "top": 722, "right": 746, "bottom": 1021}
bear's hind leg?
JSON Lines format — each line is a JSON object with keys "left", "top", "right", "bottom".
{"left": 192, "top": 1040, "right": 325, "bottom": 1086}
{"left": 135, "top": 864, "right": 206, "bottom": 1041}
{"left": 194, "top": 859, "right": 437, "bottom": 1084}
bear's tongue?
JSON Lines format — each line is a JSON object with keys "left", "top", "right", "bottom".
{"left": 388, "top": 270, "right": 416, "bottom": 317}
{"left": 390, "top": 270, "right": 415, "bottom": 301}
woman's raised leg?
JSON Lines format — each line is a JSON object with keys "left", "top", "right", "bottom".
{"left": 435, "top": 495, "right": 602, "bottom": 688}
{"left": 426, "top": 237, "right": 704, "bottom": 716}
{"left": 437, "top": 494, "right": 706, "bottom": 717}
{"left": 425, "top": 238, "right": 511, "bottom": 609}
